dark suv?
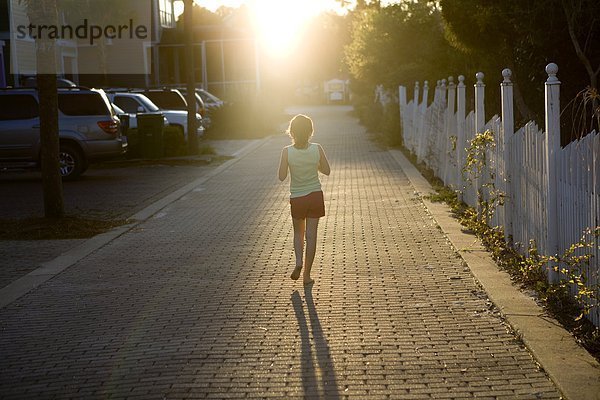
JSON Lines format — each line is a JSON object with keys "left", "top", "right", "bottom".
{"left": 0, "top": 87, "right": 127, "bottom": 180}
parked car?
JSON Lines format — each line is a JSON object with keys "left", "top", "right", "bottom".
{"left": 196, "top": 88, "right": 224, "bottom": 110}
{"left": 0, "top": 87, "right": 127, "bottom": 180}
{"left": 22, "top": 77, "right": 77, "bottom": 88}
{"left": 111, "top": 100, "right": 168, "bottom": 130}
{"left": 142, "top": 88, "right": 190, "bottom": 111}
{"left": 106, "top": 90, "right": 204, "bottom": 140}
{"left": 177, "top": 87, "right": 214, "bottom": 128}
{"left": 142, "top": 88, "right": 209, "bottom": 130}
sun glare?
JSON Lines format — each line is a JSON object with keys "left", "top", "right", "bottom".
{"left": 176, "top": 0, "right": 347, "bottom": 58}
{"left": 249, "top": 0, "right": 334, "bottom": 58}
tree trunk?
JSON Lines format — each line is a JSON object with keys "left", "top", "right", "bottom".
{"left": 512, "top": 80, "right": 536, "bottom": 124}
{"left": 28, "top": 0, "right": 64, "bottom": 218}
{"left": 184, "top": 0, "right": 198, "bottom": 155}
{"left": 38, "top": 74, "right": 64, "bottom": 218}
{"left": 504, "top": 55, "right": 537, "bottom": 123}
{"left": 561, "top": 0, "right": 599, "bottom": 92}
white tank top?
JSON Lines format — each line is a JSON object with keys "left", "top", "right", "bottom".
{"left": 287, "top": 143, "right": 321, "bottom": 198}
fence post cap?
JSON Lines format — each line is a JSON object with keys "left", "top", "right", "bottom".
{"left": 424, "top": 80, "right": 429, "bottom": 88}
{"left": 448, "top": 76, "right": 455, "bottom": 86}
{"left": 476, "top": 72, "right": 484, "bottom": 84}
{"left": 502, "top": 68, "right": 512, "bottom": 83}
{"left": 415, "top": 81, "right": 419, "bottom": 88}
{"left": 458, "top": 75, "right": 465, "bottom": 84}
{"left": 546, "top": 63, "right": 559, "bottom": 82}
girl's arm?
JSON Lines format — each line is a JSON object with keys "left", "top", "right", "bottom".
{"left": 278, "top": 147, "right": 289, "bottom": 181}
{"left": 318, "top": 144, "right": 331, "bottom": 176}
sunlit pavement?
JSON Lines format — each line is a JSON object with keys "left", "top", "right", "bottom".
{"left": 0, "top": 105, "right": 561, "bottom": 399}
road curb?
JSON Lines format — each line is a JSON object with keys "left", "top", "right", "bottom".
{"left": 389, "top": 148, "right": 600, "bottom": 400}
{"left": 0, "top": 138, "right": 271, "bottom": 310}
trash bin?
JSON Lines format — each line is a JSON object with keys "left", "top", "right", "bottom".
{"left": 137, "top": 112, "right": 164, "bottom": 159}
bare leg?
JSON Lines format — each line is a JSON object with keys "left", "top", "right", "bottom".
{"left": 291, "top": 218, "right": 305, "bottom": 280}
{"left": 303, "top": 218, "right": 319, "bottom": 284}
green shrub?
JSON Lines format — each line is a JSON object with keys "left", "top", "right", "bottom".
{"left": 380, "top": 102, "right": 402, "bottom": 146}
{"left": 351, "top": 93, "right": 402, "bottom": 146}
{"left": 352, "top": 93, "right": 383, "bottom": 132}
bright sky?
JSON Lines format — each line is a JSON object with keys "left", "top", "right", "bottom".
{"left": 174, "top": 0, "right": 349, "bottom": 57}
{"left": 174, "top": 0, "right": 348, "bottom": 15}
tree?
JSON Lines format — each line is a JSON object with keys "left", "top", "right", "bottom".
{"left": 343, "top": 1, "right": 458, "bottom": 135}
{"left": 441, "top": 0, "right": 543, "bottom": 122}
{"left": 345, "top": 2, "right": 454, "bottom": 93}
{"left": 441, "top": 0, "right": 600, "bottom": 134}
{"left": 290, "top": 11, "right": 351, "bottom": 83}
{"left": 560, "top": 0, "right": 600, "bottom": 91}
{"left": 560, "top": 0, "right": 600, "bottom": 136}
{"left": 22, "top": 0, "right": 64, "bottom": 218}
{"left": 174, "top": 3, "right": 224, "bottom": 29}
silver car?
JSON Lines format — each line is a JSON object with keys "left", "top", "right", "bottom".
{"left": 0, "top": 87, "right": 127, "bottom": 180}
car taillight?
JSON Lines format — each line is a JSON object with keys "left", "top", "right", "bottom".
{"left": 98, "top": 119, "right": 119, "bottom": 135}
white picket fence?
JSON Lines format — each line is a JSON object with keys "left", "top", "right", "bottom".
{"left": 399, "top": 64, "right": 600, "bottom": 327}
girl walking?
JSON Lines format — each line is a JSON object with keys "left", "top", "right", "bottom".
{"left": 278, "top": 114, "right": 331, "bottom": 285}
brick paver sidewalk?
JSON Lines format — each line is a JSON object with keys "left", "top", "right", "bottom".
{"left": 0, "top": 106, "right": 561, "bottom": 399}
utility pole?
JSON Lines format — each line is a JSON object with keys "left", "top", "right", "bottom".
{"left": 184, "top": 0, "right": 198, "bottom": 155}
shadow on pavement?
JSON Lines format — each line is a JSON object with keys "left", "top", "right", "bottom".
{"left": 292, "top": 288, "right": 340, "bottom": 399}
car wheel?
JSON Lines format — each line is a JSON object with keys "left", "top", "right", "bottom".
{"left": 59, "top": 144, "right": 85, "bottom": 181}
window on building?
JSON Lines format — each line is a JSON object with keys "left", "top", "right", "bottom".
{"left": 159, "top": 0, "right": 175, "bottom": 28}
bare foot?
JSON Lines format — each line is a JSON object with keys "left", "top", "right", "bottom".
{"left": 291, "top": 266, "right": 302, "bottom": 281}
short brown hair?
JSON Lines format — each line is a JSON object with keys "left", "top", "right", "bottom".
{"left": 287, "top": 114, "right": 313, "bottom": 147}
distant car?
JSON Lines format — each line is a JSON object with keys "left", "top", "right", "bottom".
{"left": 176, "top": 88, "right": 211, "bottom": 128}
{"left": 22, "top": 77, "right": 78, "bottom": 88}
{"left": 111, "top": 102, "right": 168, "bottom": 130}
{"left": 142, "top": 88, "right": 194, "bottom": 111}
{"left": 196, "top": 88, "right": 224, "bottom": 110}
{"left": 142, "top": 88, "right": 209, "bottom": 128}
{"left": 0, "top": 87, "right": 127, "bottom": 180}
{"left": 179, "top": 87, "right": 225, "bottom": 113}
{"left": 106, "top": 89, "right": 204, "bottom": 140}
